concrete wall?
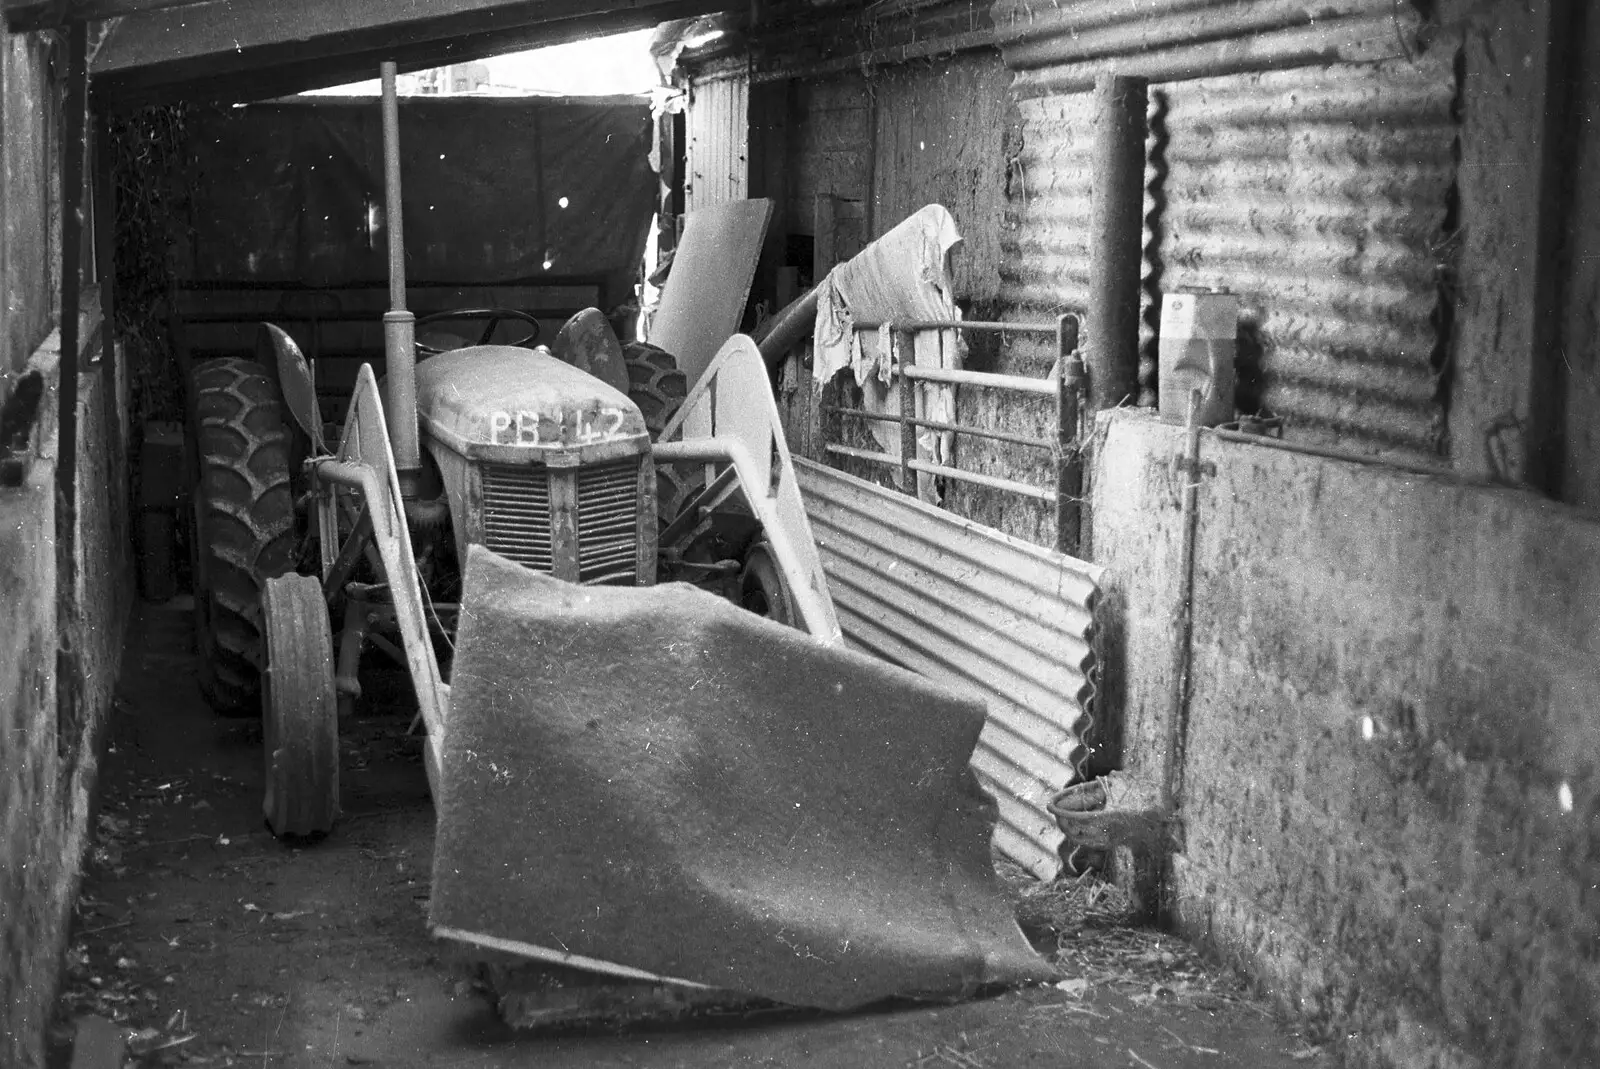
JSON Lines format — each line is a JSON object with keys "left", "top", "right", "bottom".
{"left": 867, "top": 53, "right": 1009, "bottom": 305}
{"left": 1091, "top": 409, "right": 1600, "bottom": 1068}
{"left": 0, "top": 317, "right": 132, "bottom": 1069}
{"left": 0, "top": 27, "right": 134, "bottom": 1069}
{"left": 1558, "top": 0, "right": 1600, "bottom": 508}
{"left": 1, "top": 33, "right": 56, "bottom": 382}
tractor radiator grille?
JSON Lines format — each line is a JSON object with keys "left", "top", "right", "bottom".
{"left": 576, "top": 460, "right": 642, "bottom": 585}
{"left": 479, "top": 459, "right": 642, "bottom": 584}
{"left": 480, "top": 463, "right": 554, "bottom": 572}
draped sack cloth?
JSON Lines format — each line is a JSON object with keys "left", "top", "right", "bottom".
{"left": 812, "top": 205, "right": 965, "bottom": 502}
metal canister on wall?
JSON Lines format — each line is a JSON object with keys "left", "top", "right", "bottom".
{"left": 1158, "top": 290, "right": 1239, "bottom": 426}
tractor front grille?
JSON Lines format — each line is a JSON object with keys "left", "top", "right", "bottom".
{"left": 575, "top": 461, "right": 642, "bottom": 584}
{"left": 480, "top": 463, "right": 554, "bottom": 572}
{"left": 479, "top": 459, "right": 642, "bottom": 584}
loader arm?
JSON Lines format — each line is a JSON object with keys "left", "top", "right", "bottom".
{"left": 655, "top": 334, "right": 842, "bottom": 645}
{"left": 310, "top": 365, "right": 450, "bottom": 791}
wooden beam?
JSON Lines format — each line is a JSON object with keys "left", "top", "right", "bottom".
{"left": 92, "top": 0, "right": 726, "bottom": 106}
{"left": 1449, "top": 0, "right": 1563, "bottom": 486}
{"left": 4, "top": 0, "right": 209, "bottom": 33}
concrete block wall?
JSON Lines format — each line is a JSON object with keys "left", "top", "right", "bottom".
{"left": 1091, "top": 410, "right": 1600, "bottom": 1068}
{"left": 0, "top": 327, "right": 133, "bottom": 1069}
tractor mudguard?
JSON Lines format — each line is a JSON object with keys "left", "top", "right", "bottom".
{"left": 258, "top": 323, "right": 326, "bottom": 453}
{"left": 428, "top": 545, "right": 1053, "bottom": 1010}
{"left": 549, "top": 307, "right": 630, "bottom": 395}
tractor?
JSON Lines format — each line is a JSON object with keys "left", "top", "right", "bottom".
{"left": 180, "top": 62, "right": 1044, "bottom": 1013}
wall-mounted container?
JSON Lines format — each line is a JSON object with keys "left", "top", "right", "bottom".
{"left": 1158, "top": 291, "right": 1238, "bottom": 427}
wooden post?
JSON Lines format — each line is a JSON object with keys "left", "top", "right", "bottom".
{"left": 57, "top": 19, "right": 89, "bottom": 758}
{"left": 896, "top": 330, "right": 916, "bottom": 495}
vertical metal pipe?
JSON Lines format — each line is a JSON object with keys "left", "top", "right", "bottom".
{"left": 1054, "top": 314, "right": 1084, "bottom": 556}
{"left": 1162, "top": 389, "right": 1204, "bottom": 826}
{"left": 1085, "top": 73, "right": 1147, "bottom": 417}
{"left": 381, "top": 62, "right": 407, "bottom": 313}
{"left": 379, "top": 62, "right": 420, "bottom": 493}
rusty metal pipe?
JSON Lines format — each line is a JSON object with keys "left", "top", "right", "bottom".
{"left": 1085, "top": 73, "right": 1147, "bottom": 417}
{"left": 754, "top": 285, "right": 820, "bottom": 369}
{"left": 379, "top": 61, "right": 421, "bottom": 497}
{"left": 1162, "top": 389, "right": 1205, "bottom": 825}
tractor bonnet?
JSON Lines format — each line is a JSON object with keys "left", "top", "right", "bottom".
{"left": 415, "top": 345, "right": 650, "bottom": 463}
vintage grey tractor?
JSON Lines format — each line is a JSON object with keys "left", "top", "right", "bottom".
{"left": 181, "top": 61, "right": 1044, "bottom": 1018}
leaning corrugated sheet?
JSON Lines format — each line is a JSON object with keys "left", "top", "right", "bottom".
{"left": 685, "top": 67, "right": 749, "bottom": 211}
{"left": 993, "top": 0, "right": 1454, "bottom": 459}
{"left": 795, "top": 458, "right": 1103, "bottom": 881}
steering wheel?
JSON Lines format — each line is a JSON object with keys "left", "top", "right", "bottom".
{"left": 414, "top": 308, "right": 541, "bottom": 356}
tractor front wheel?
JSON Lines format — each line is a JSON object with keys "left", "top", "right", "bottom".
{"left": 738, "top": 542, "right": 794, "bottom": 628}
{"left": 190, "top": 357, "right": 298, "bottom": 716}
{"left": 261, "top": 573, "right": 340, "bottom": 838}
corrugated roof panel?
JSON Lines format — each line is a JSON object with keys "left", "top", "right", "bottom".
{"left": 686, "top": 69, "right": 749, "bottom": 211}
{"left": 796, "top": 458, "right": 1103, "bottom": 882}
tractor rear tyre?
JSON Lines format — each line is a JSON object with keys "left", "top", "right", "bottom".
{"left": 261, "top": 573, "right": 340, "bottom": 838}
{"left": 191, "top": 357, "right": 298, "bottom": 717}
{"left": 623, "top": 342, "right": 702, "bottom": 522}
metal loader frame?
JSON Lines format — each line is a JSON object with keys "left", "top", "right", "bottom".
{"left": 294, "top": 334, "right": 841, "bottom": 802}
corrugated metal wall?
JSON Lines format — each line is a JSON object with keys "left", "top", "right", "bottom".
{"left": 1155, "top": 57, "right": 1455, "bottom": 455}
{"left": 796, "top": 458, "right": 1103, "bottom": 881}
{"left": 994, "top": 1, "right": 1456, "bottom": 459}
{"left": 685, "top": 69, "right": 749, "bottom": 212}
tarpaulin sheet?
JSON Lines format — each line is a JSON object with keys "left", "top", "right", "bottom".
{"left": 430, "top": 547, "right": 1052, "bottom": 1010}
{"left": 182, "top": 97, "right": 656, "bottom": 290}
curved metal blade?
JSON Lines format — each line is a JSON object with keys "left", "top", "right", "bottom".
{"left": 258, "top": 323, "right": 326, "bottom": 453}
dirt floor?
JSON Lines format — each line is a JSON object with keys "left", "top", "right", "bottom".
{"left": 50, "top": 601, "right": 1333, "bottom": 1069}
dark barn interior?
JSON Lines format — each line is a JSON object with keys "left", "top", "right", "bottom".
{"left": 2, "top": 1, "right": 1597, "bottom": 1067}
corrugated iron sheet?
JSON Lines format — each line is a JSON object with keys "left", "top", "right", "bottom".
{"left": 1158, "top": 56, "right": 1455, "bottom": 455}
{"left": 685, "top": 69, "right": 749, "bottom": 212}
{"left": 1001, "top": 51, "right": 1455, "bottom": 458}
{"left": 795, "top": 458, "right": 1103, "bottom": 881}
{"left": 992, "top": 0, "right": 1408, "bottom": 85}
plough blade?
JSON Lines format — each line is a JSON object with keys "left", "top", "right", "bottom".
{"left": 430, "top": 546, "right": 1052, "bottom": 1011}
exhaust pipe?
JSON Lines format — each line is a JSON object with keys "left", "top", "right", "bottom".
{"left": 380, "top": 60, "right": 421, "bottom": 499}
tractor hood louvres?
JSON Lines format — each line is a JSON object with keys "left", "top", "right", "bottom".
{"left": 480, "top": 459, "right": 645, "bottom": 585}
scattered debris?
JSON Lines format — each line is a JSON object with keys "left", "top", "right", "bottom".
{"left": 1156, "top": 1022, "right": 1221, "bottom": 1056}
{"left": 995, "top": 858, "right": 1139, "bottom": 939}
{"left": 910, "top": 1043, "right": 987, "bottom": 1068}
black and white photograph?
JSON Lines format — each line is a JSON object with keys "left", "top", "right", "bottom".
{"left": 0, "top": 2, "right": 1593, "bottom": 1066}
